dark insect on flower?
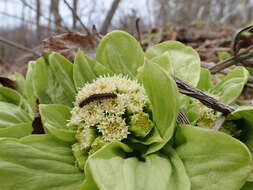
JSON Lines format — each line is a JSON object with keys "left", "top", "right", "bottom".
{"left": 79, "top": 93, "right": 118, "bottom": 108}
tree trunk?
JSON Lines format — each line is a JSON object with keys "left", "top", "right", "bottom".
{"left": 51, "top": 0, "right": 62, "bottom": 33}
{"left": 100, "top": 0, "right": 121, "bottom": 35}
{"left": 72, "top": 0, "right": 79, "bottom": 29}
{"left": 36, "top": 0, "right": 41, "bottom": 39}
{"left": 240, "top": 0, "right": 249, "bottom": 23}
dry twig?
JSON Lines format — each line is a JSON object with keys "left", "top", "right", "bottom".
{"left": 0, "top": 11, "right": 56, "bottom": 33}
{"left": 135, "top": 18, "right": 144, "bottom": 49}
{"left": 176, "top": 111, "right": 191, "bottom": 125}
{"left": 19, "top": 0, "right": 69, "bottom": 32}
{"left": 172, "top": 75, "right": 235, "bottom": 115}
{"left": 63, "top": 0, "right": 90, "bottom": 34}
{"left": 0, "top": 36, "right": 40, "bottom": 56}
{"left": 201, "top": 61, "right": 253, "bottom": 84}
{"left": 232, "top": 25, "right": 253, "bottom": 55}
{"left": 209, "top": 50, "right": 253, "bottom": 74}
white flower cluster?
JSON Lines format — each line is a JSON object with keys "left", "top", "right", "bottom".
{"left": 68, "top": 75, "right": 153, "bottom": 150}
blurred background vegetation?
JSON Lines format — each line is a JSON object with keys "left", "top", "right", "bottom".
{"left": 0, "top": 0, "right": 253, "bottom": 73}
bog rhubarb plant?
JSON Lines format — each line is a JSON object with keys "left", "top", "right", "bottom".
{"left": 0, "top": 31, "right": 253, "bottom": 190}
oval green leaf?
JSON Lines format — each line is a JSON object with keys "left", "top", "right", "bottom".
{"left": 0, "top": 122, "right": 32, "bottom": 138}
{"left": 24, "top": 61, "right": 37, "bottom": 112}
{"left": 96, "top": 31, "right": 144, "bottom": 78}
{"left": 31, "top": 56, "right": 75, "bottom": 106}
{"left": 73, "top": 50, "right": 112, "bottom": 89}
{"left": 138, "top": 60, "right": 179, "bottom": 153}
{"left": 197, "top": 68, "right": 213, "bottom": 91}
{"left": 146, "top": 41, "right": 201, "bottom": 86}
{"left": 39, "top": 104, "right": 76, "bottom": 143}
{"left": 175, "top": 125, "right": 252, "bottom": 190}
{"left": 81, "top": 142, "right": 190, "bottom": 190}
{"left": 0, "top": 102, "right": 31, "bottom": 128}
{"left": 0, "top": 86, "right": 33, "bottom": 118}
{"left": 0, "top": 134, "right": 84, "bottom": 190}
{"left": 150, "top": 52, "right": 174, "bottom": 75}
{"left": 211, "top": 66, "right": 249, "bottom": 104}
{"left": 48, "top": 53, "right": 76, "bottom": 105}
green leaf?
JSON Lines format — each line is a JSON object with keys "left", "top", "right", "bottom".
{"left": 227, "top": 106, "right": 253, "bottom": 183}
{"left": 227, "top": 106, "right": 253, "bottom": 123}
{"left": 0, "top": 102, "right": 31, "bottom": 128}
{"left": 248, "top": 172, "right": 253, "bottom": 182}
{"left": 146, "top": 41, "right": 201, "bottom": 86}
{"left": 31, "top": 56, "right": 75, "bottom": 106}
{"left": 175, "top": 125, "right": 252, "bottom": 190}
{"left": 242, "top": 182, "right": 253, "bottom": 190}
{"left": 73, "top": 50, "right": 112, "bottom": 89}
{"left": 227, "top": 106, "right": 253, "bottom": 152}
{"left": 8, "top": 72, "right": 26, "bottom": 95}
{"left": 0, "top": 134, "right": 84, "bottom": 190}
{"left": 0, "top": 86, "right": 33, "bottom": 118}
{"left": 0, "top": 122, "right": 32, "bottom": 138}
{"left": 48, "top": 53, "right": 76, "bottom": 105}
{"left": 184, "top": 102, "right": 200, "bottom": 124}
{"left": 96, "top": 31, "right": 144, "bottom": 78}
{"left": 31, "top": 57, "right": 53, "bottom": 104}
{"left": 138, "top": 60, "right": 179, "bottom": 153}
{"left": 197, "top": 68, "right": 213, "bottom": 91}
{"left": 130, "top": 126, "right": 164, "bottom": 147}
{"left": 150, "top": 52, "right": 174, "bottom": 74}
{"left": 81, "top": 142, "right": 190, "bottom": 190}
{"left": 218, "top": 51, "right": 231, "bottom": 60}
{"left": 211, "top": 66, "right": 249, "bottom": 104}
{"left": 24, "top": 61, "right": 37, "bottom": 112}
{"left": 40, "top": 104, "right": 76, "bottom": 143}
{"left": 0, "top": 79, "right": 31, "bottom": 138}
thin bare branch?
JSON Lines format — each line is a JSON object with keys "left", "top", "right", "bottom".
{"left": 0, "top": 36, "right": 40, "bottom": 56}
{"left": 100, "top": 0, "right": 121, "bottom": 34}
{"left": 87, "top": 1, "right": 97, "bottom": 26}
{"left": 20, "top": 0, "right": 35, "bottom": 11}
{"left": 209, "top": 50, "right": 253, "bottom": 74}
{"left": 72, "top": 0, "right": 79, "bottom": 29}
{"left": 19, "top": 0, "right": 69, "bottom": 32}
{"left": 0, "top": 11, "right": 56, "bottom": 32}
{"left": 63, "top": 0, "right": 90, "bottom": 34}
{"left": 232, "top": 25, "right": 253, "bottom": 55}
{"left": 201, "top": 61, "right": 253, "bottom": 84}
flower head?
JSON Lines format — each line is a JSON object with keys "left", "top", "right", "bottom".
{"left": 68, "top": 75, "right": 153, "bottom": 153}
{"left": 97, "top": 116, "right": 129, "bottom": 142}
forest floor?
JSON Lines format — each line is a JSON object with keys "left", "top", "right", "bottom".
{"left": 1, "top": 23, "right": 253, "bottom": 101}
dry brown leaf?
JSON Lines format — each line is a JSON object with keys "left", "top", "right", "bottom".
{"left": 43, "top": 28, "right": 101, "bottom": 61}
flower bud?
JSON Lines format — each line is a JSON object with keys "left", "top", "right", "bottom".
{"left": 129, "top": 112, "right": 153, "bottom": 137}
{"left": 72, "top": 143, "right": 88, "bottom": 170}
{"left": 89, "top": 136, "right": 109, "bottom": 155}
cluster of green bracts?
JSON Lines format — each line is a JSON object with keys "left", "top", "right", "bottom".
{"left": 0, "top": 30, "right": 253, "bottom": 190}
